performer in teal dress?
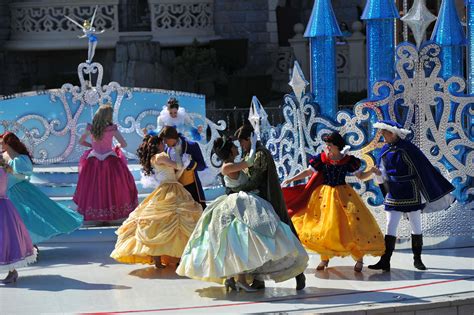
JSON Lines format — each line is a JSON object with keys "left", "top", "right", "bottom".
{"left": 176, "top": 135, "right": 308, "bottom": 292}
{"left": 1, "top": 132, "right": 83, "bottom": 244}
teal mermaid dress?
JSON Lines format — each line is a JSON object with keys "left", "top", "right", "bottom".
{"left": 176, "top": 171, "right": 308, "bottom": 284}
{"left": 7, "top": 155, "right": 83, "bottom": 244}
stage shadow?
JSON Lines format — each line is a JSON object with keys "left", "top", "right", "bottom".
{"left": 29, "top": 244, "right": 120, "bottom": 269}
{"left": 0, "top": 274, "right": 131, "bottom": 292}
{"left": 421, "top": 246, "right": 474, "bottom": 259}
{"left": 312, "top": 266, "right": 474, "bottom": 282}
{"left": 128, "top": 266, "right": 184, "bottom": 280}
{"left": 195, "top": 285, "right": 429, "bottom": 310}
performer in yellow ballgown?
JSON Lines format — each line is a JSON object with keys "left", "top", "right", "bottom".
{"left": 282, "top": 132, "right": 385, "bottom": 272}
{"left": 110, "top": 133, "right": 202, "bottom": 267}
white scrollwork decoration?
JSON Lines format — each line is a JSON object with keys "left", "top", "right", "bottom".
{"left": 263, "top": 42, "right": 472, "bottom": 240}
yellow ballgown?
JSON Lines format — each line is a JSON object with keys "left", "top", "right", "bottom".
{"left": 110, "top": 152, "right": 202, "bottom": 265}
{"left": 291, "top": 152, "right": 385, "bottom": 260}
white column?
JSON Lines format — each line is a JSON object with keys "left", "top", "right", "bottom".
{"left": 345, "top": 21, "right": 367, "bottom": 92}
{"left": 288, "top": 23, "right": 309, "bottom": 79}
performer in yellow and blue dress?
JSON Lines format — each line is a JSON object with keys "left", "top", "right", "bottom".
{"left": 367, "top": 120, "right": 455, "bottom": 272}
{"left": 0, "top": 132, "right": 83, "bottom": 245}
{"left": 282, "top": 132, "right": 385, "bottom": 272}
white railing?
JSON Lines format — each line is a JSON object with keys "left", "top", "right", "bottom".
{"left": 149, "top": 0, "right": 214, "bottom": 39}
{"left": 6, "top": 0, "right": 216, "bottom": 50}
{"left": 7, "top": 0, "right": 119, "bottom": 50}
{"left": 116, "top": 0, "right": 217, "bottom": 46}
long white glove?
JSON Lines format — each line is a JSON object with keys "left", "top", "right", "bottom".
{"left": 181, "top": 153, "right": 192, "bottom": 169}
{"left": 244, "top": 132, "right": 258, "bottom": 166}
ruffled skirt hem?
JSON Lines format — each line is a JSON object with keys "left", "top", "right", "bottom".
{"left": 0, "top": 251, "right": 37, "bottom": 272}
{"left": 111, "top": 182, "right": 202, "bottom": 264}
{"left": 176, "top": 222, "right": 308, "bottom": 284}
{"left": 292, "top": 184, "right": 385, "bottom": 259}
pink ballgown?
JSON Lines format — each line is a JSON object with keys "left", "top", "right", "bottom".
{"left": 73, "top": 124, "right": 138, "bottom": 221}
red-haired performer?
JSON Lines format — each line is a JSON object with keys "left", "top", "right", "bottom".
{"left": 0, "top": 161, "right": 37, "bottom": 284}
{"left": 1, "top": 132, "right": 83, "bottom": 245}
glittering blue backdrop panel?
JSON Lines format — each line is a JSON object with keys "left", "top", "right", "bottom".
{"left": 468, "top": 2, "right": 474, "bottom": 94}
{"left": 366, "top": 20, "right": 395, "bottom": 98}
{"left": 439, "top": 46, "right": 464, "bottom": 79}
{"left": 266, "top": 42, "right": 472, "bottom": 244}
{"left": 0, "top": 89, "right": 206, "bottom": 163}
{"left": 310, "top": 37, "right": 337, "bottom": 117}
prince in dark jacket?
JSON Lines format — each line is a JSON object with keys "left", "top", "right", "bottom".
{"left": 160, "top": 126, "right": 207, "bottom": 209}
{"left": 230, "top": 124, "right": 306, "bottom": 290}
{"left": 368, "top": 120, "right": 454, "bottom": 272}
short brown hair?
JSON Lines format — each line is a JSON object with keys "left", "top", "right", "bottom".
{"left": 234, "top": 124, "right": 254, "bottom": 140}
{"left": 159, "top": 126, "right": 179, "bottom": 139}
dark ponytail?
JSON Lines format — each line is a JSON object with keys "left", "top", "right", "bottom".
{"left": 213, "top": 137, "right": 234, "bottom": 161}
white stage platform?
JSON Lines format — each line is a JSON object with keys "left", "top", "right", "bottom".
{"left": 0, "top": 229, "right": 472, "bottom": 314}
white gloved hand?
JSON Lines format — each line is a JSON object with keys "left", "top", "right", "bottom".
{"left": 181, "top": 153, "right": 192, "bottom": 169}
{"left": 250, "top": 131, "right": 257, "bottom": 152}
{"left": 245, "top": 132, "right": 258, "bottom": 166}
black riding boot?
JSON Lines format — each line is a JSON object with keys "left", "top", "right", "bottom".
{"left": 412, "top": 234, "right": 427, "bottom": 270}
{"left": 368, "top": 235, "right": 396, "bottom": 272}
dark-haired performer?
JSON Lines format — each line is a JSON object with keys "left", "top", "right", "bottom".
{"left": 177, "top": 135, "right": 308, "bottom": 292}
{"left": 156, "top": 97, "right": 203, "bottom": 141}
{"left": 282, "top": 131, "right": 385, "bottom": 273}
{"left": 230, "top": 124, "right": 306, "bottom": 290}
{"left": 111, "top": 133, "right": 202, "bottom": 268}
{"left": 159, "top": 126, "right": 207, "bottom": 209}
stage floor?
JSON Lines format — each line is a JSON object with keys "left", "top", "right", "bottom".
{"left": 0, "top": 231, "right": 472, "bottom": 315}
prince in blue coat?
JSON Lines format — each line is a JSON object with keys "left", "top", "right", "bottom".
{"left": 159, "top": 126, "right": 207, "bottom": 209}
{"left": 368, "top": 120, "right": 454, "bottom": 272}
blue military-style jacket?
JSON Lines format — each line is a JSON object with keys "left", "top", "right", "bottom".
{"left": 377, "top": 139, "right": 454, "bottom": 212}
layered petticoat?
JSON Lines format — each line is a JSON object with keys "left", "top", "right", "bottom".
{"left": 110, "top": 181, "right": 202, "bottom": 264}
{"left": 74, "top": 147, "right": 138, "bottom": 221}
{"left": 176, "top": 191, "right": 308, "bottom": 284}
{"left": 0, "top": 197, "right": 37, "bottom": 272}
{"left": 291, "top": 184, "right": 385, "bottom": 259}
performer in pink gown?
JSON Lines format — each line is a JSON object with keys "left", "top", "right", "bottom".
{"left": 73, "top": 104, "right": 138, "bottom": 221}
